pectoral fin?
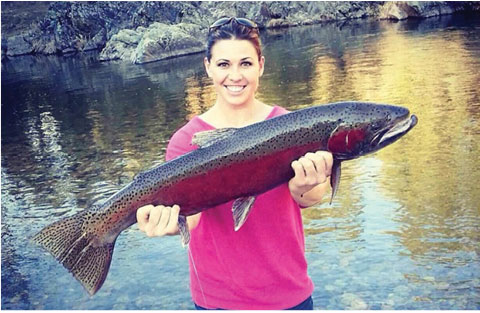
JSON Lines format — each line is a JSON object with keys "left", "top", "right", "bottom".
{"left": 232, "top": 196, "right": 256, "bottom": 231}
{"left": 330, "top": 160, "right": 342, "bottom": 204}
{"left": 178, "top": 215, "right": 190, "bottom": 247}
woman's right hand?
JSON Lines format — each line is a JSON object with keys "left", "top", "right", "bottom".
{"left": 136, "top": 204, "right": 180, "bottom": 237}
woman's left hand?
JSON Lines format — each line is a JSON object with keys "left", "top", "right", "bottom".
{"left": 288, "top": 151, "right": 333, "bottom": 205}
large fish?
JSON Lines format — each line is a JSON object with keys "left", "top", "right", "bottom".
{"left": 33, "top": 101, "right": 417, "bottom": 295}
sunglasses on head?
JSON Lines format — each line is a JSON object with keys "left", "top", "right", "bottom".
{"left": 209, "top": 17, "right": 258, "bottom": 31}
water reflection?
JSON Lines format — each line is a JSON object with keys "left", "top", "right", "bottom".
{"left": 2, "top": 13, "right": 480, "bottom": 310}
{"left": 184, "top": 75, "right": 216, "bottom": 120}
{"left": 293, "top": 13, "right": 480, "bottom": 271}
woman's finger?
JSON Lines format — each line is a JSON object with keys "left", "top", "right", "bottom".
{"left": 164, "top": 205, "right": 181, "bottom": 235}
{"left": 308, "top": 153, "right": 327, "bottom": 183}
{"left": 315, "top": 151, "right": 333, "bottom": 176}
{"left": 145, "top": 205, "right": 163, "bottom": 237}
{"left": 154, "top": 206, "right": 172, "bottom": 236}
{"left": 137, "top": 204, "right": 153, "bottom": 231}
{"left": 291, "top": 160, "right": 306, "bottom": 179}
{"left": 298, "top": 157, "right": 317, "bottom": 184}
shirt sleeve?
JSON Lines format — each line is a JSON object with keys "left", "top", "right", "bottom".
{"left": 166, "top": 116, "right": 211, "bottom": 162}
{"left": 165, "top": 128, "right": 194, "bottom": 161}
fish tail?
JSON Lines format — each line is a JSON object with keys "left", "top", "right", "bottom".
{"left": 32, "top": 210, "right": 115, "bottom": 296}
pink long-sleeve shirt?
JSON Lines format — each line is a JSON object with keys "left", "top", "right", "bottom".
{"left": 165, "top": 106, "right": 314, "bottom": 309}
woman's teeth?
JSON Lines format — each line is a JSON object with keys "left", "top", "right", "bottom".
{"left": 225, "top": 85, "right": 245, "bottom": 92}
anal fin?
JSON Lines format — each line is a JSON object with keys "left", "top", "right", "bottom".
{"left": 232, "top": 196, "right": 256, "bottom": 231}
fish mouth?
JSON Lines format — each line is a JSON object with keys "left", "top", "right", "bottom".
{"left": 371, "top": 114, "right": 418, "bottom": 148}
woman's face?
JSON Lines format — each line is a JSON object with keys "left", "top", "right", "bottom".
{"left": 204, "top": 39, "right": 265, "bottom": 108}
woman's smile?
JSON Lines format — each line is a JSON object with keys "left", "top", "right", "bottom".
{"left": 224, "top": 85, "right": 246, "bottom": 93}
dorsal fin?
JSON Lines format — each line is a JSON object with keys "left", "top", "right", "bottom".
{"left": 192, "top": 128, "right": 237, "bottom": 148}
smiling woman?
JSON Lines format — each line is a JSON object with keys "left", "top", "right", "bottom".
{"left": 202, "top": 40, "right": 266, "bottom": 127}
{"left": 135, "top": 17, "right": 334, "bottom": 310}
{"left": 201, "top": 18, "right": 267, "bottom": 127}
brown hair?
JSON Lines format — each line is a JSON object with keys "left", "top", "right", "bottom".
{"left": 206, "top": 19, "right": 262, "bottom": 62}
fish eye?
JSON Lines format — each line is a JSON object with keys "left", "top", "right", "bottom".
{"left": 370, "top": 122, "right": 381, "bottom": 131}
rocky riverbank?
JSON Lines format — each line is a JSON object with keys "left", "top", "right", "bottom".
{"left": 2, "top": 1, "right": 479, "bottom": 64}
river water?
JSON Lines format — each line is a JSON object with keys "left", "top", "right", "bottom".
{"left": 2, "top": 14, "right": 480, "bottom": 310}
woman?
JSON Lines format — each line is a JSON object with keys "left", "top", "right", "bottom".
{"left": 137, "top": 17, "right": 333, "bottom": 310}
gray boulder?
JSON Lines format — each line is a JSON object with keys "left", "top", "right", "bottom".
{"left": 6, "top": 35, "right": 33, "bottom": 56}
{"left": 378, "top": 1, "right": 475, "bottom": 20}
{"left": 410, "top": 1, "right": 456, "bottom": 17}
{"left": 379, "top": 2, "right": 421, "bottom": 20}
{"left": 132, "top": 23, "right": 205, "bottom": 64}
{"left": 99, "top": 28, "right": 146, "bottom": 62}
{"left": 99, "top": 23, "right": 205, "bottom": 64}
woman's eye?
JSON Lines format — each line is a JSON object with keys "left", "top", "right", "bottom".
{"left": 217, "top": 62, "right": 229, "bottom": 68}
{"left": 241, "top": 61, "right": 252, "bottom": 67}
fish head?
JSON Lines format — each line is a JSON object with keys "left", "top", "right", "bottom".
{"left": 326, "top": 102, "right": 418, "bottom": 160}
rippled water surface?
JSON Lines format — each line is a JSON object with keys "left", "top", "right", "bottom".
{"left": 2, "top": 14, "right": 480, "bottom": 309}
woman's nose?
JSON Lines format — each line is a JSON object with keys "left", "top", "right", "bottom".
{"left": 227, "top": 67, "right": 242, "bottom": 81}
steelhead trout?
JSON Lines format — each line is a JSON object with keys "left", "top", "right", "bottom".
{"left": 33, "top": 101, "right": 417, "bottom": 295}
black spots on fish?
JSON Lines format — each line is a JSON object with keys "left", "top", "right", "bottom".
{"left": 297, "top": 129, "right": 318, "bottom": 142}
{"left": 82, "top": 212, "right": 99, "bottom": 230}
{"left": 89, "top": 212, "right": 104, "bottom": 225}
{"left": 112, "top": 181, "right": 156, "bottom": 208}
{"left": 133, "top": 170, "right": 163, "bottom": 190}
{"left": 133, "top": 189, "right": 144, "bottom": 198}
{"left": 249, "top": 149, "right": 262, "bottom": 158}
{"left": 197, "top": 161, "right": 219, "bottom": 172}
{"left": 111, "top": 202, "right": 121, "bottom": 212}
{"left": 133, "top": 185, "right": 155, "bottom": 199}
{"left": 261, "top": 137, "right": 282, "bottom": 150}
{"left": 282, "top": 134, "right": 295, "bottom": 146}
{"left": 133, "top": 172, "right": 149, "bottom": 184}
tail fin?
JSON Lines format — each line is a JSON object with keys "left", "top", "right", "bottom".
{"left": 32, "top": 211, "right": 115, "bottom": 296}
